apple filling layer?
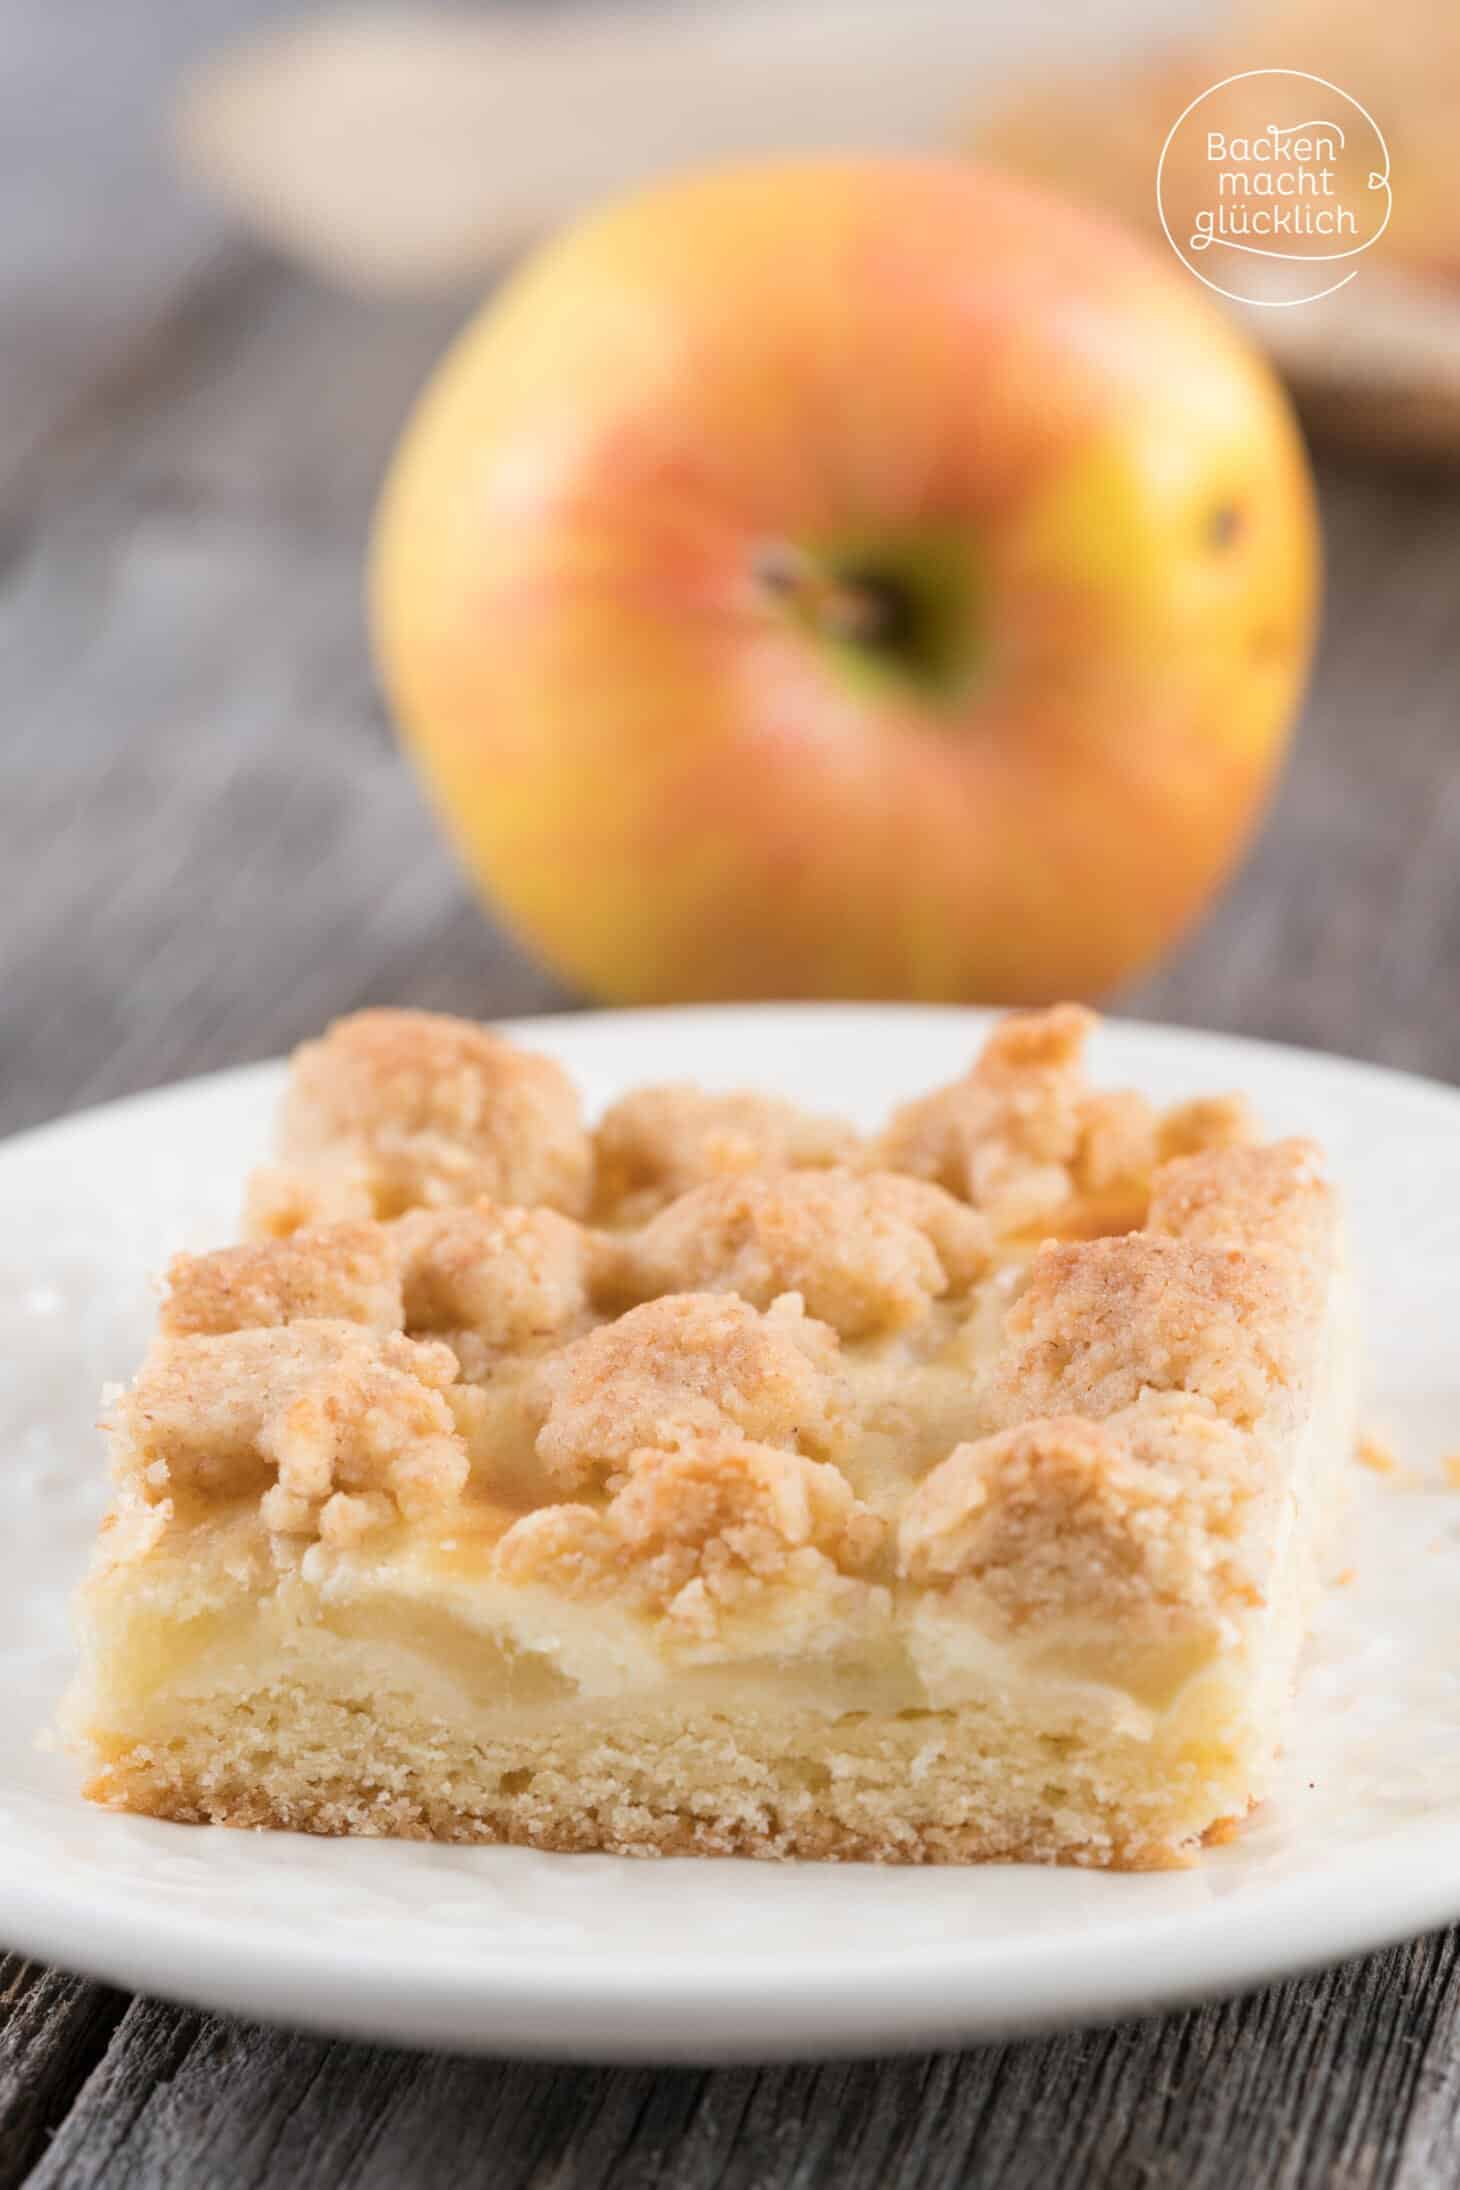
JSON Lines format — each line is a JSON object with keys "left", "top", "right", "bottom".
{"left": 66, "top": 1005, "right": 1353, "bottom": 1868}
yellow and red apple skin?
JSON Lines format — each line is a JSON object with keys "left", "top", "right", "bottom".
{"left": 371, "top": 159, "right": 1319, "bottom": 1005}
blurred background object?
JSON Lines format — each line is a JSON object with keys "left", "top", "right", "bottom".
{"left": 3, "top": 0, "right": 1460, "bottom": 1137}
{"left": 371, "top": 157, "right": 1318, "bottom": 1009}
{"left": 979, "top": 0, "right": 1460, "bottom": 454}
{"left": 176, "top": 0, "right": 1460, "bottom": 455}
{"left": 984, "top": 0, "right": 1460, "bottom": 291}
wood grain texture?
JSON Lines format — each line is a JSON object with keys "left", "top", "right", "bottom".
{"left": 0, "top": 1958, "right": 127, "bottom": 2183}
{"left": 4, "top": 1, "right": 1460, "bottom": 2184}
{"left": 11, "top": 1935, "right": 1460, "bottom": 2190}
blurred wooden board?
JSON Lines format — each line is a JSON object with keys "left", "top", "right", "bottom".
{"left": 172, "top": 5, "right": 1460, "bottom": 457}
{"left": 6, "top": 2, "right": 1460, "bottom": 2181}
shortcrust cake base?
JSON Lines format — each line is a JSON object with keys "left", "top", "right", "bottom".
{"left": 83, "top": 1676, "right": 1242, "bottom": 1871}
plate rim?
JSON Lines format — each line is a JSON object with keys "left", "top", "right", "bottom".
{"left": 0, "top": 1816, "right": 1456, "bottom": 2060}
{"left": 8, "top": 999, "right": 1460, "bottom": 1167}
{"left": 5, "top": 1003, "right": 1459, "bottom": 2060}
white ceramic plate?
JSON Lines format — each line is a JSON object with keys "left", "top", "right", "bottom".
{"left": 3, "top": 1006, "right": 1459, "bottom": 2062}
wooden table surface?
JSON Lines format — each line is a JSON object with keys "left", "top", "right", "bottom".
{"left": 5, "top": 6, "right": 1460, "bottom": 2185}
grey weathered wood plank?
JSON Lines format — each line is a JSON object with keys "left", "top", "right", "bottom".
{"left": 0, "top": 0, "right": 301, "bottom": 500}
{"left": 0, "top": 1956, "right": 127, "bottom": 2185}
{"left": 1393, "top": 1930, "right": 1460, "bottom": 2187}
{"left": 20, "top": 1933, "right": 1460, "bottom": 2190}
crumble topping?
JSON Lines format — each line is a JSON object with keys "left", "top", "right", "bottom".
{"left": 238, "top": 1161, "right": 377, "bottom": 1241}
{"left": 877, "top": 1005, "right": 1254, "bottom": 1240}
{"left": 258, "top": 1334, "right": 468, "bottom": 1542}
{"left": 897, "top": 1392, "right": 1261, "bottom": 1633}
{"left": 530, "top": 1292, "right": 842, "bottom": 1490}
{"left": 161, "top": 1225, "right": 404, "bottom": 1337}
{"left": 494, "top": 1436, "right": 884, "bottom": 1639}
{"left": 987, "top": 1232, "right": 1305, "bottom": 1433}
{"left": 245, "top": 1009, "right": 592, "bottom": 1235}
{"left": 877, "top": 1005, "right": 1154, "bottom": 1235}
{"left": 393, "top": 1202, "right": 592, "bottom": 1357}
{"left": 1074, "top": 1089, "right": 1160, "bottom": 1197}
{"left": 1148, "top": 1139, "right": 1333, "bottom": 1282}
{"left": 601, "top": 1170, "right": 989, "bottom": 1337}
{"left": 1158, "top": 1093, "right": 1256, "bottom": 1162}
{"left": 593, "top": 1082, "right": 861, "bottom": 1223}
{"left": 109, "top": 1323, "right": 468, "bottom": 1541}
{"left": 94, "top": 1005, "right": 1343, "bottom": 1666}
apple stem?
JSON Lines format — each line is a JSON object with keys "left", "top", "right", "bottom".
{"left": 755, "top": 544, "right": 895, "bottom": 649}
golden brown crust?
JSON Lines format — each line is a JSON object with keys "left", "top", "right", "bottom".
{"left": 987, "top": 1233, "right": 1308, "bottom": 1433}
{"left": 593, "top": 1081, "right": 861, "bottom": 1223}
{"left": 877, "top": 1004, "right": 1163, "bottom": 1238}
{"left": 246, "top": 1009, "right": 592, "bottom": 1234}
{"left": 236, "top": 1163, "right": 378, "bottom": 1241}
{"left": 109, "top": 1322, "right": 468, "bottom": 1541}
{"left": 82, "top": 1746, "right": 1196, "bottom": 1869}
{"left": 495, "top": 1436, "right": 884, "bottom": 1640}
{"left": 161, "top": 1225, "right": 403, "bottom": 1337}
{"left": 164, "top": 1199, "right": 596, "bottom": 1362}
{"left": 601, "top": 1170, "right": 989, "bottom": 1337}
{"left": 898, "top": 1394, "right": 1261, "bottom": 1632}
{"left": 877, "top": 1008, "right": 1263, "bottom": 1244}
{"left": 257, "top": 1335, "right": 468, "bottom": 1541}
{"left": 530, "top": 1292, "right": 841, "bottom": 1491}
{"left": 976, "top": 1002, "right": 1098, "bottom": 1082}
{"left": 393, "top": 1201, "right": 593, "bottom": 1356}
{"left": 1148, "top": 1138, "right": 1334, "bottom": 1279}
{"left": 1075, "top": 1089, "right": 1160, "bottom": 1195}
{"left": 878, "top": 1005, "right": 1090, "bottom": 1206}
{"left": 1158, "top": 1094, "right": 1258, "bottom": 1162}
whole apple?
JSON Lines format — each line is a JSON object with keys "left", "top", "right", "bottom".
{"left": 372, "top": 159, "right": 1318, "bottom": 1003}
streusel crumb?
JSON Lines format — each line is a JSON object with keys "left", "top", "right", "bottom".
{"left": 1149, "top": 1139, "right": 1332, "bottom": 1285}
{"left": 109, "top": 1323, "right": 467, "bottom": 1540}
{"left": 602, "top": 1171, "right": 989, "bottom": 1337}
{"left": 898, "top": 1393, "right": 1261, "bottom": 1632}
{"left": 247, "top": 1009, "right": 592, "bottom": 1234}
{"left": 392, "top": 1201, "right": 593, "bottom": 1356}
{"left": 879, "top": 1005, "right": 1091, "bottom": 1217}
{"left": 988, "top": 1233, "right": 1305, "bottom": 1433}
{"left": 494, "top": 1436, "right": 883, "bottom": 1630}
{"left": 259, "top": 1333, "right": 468, "bottom": 1539}
{"left": 1074, "top": 1090, "right": 1159, "bottom": 1196}
{"left": 161, "top": 1225, "right": 403, "bottom": 1337}
{"left": 1158, "top": 1094, "right": 1257, "bottom": 1162}
{"left": 593, "top": 1082, "right": 861, "bottom": 1223}
{"left": 531, "top": 1292, "right": 841, "bottom": 1490}
{"left": 878, "top": 1004, "right": 1165, "bottom": 1237}
{"left": 976, "top": 1003, "right": 1096, "bottom": 1082}
{"left": 241, "top": 1162, "right": 378, "bottom": 1239}
{"left": 877, "top": 1008, "right": 1263, "bottom": 1244}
